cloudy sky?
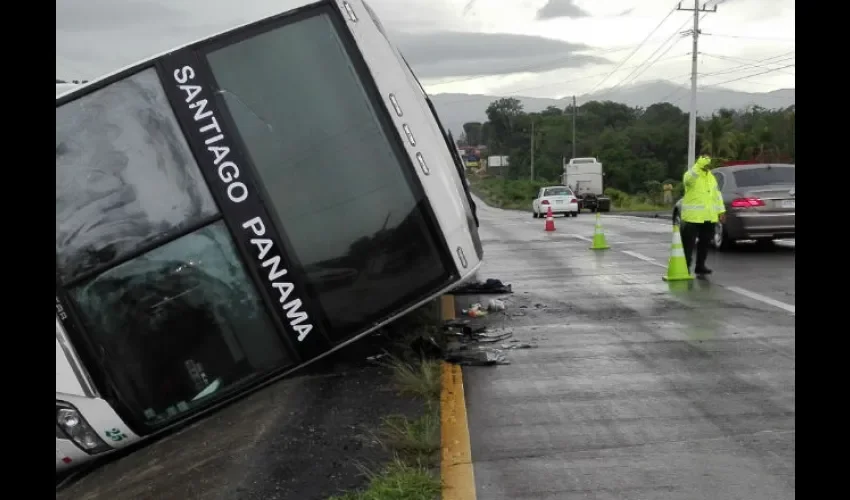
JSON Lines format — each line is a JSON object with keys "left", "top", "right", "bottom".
{"left": 57, "top": 0, "right": 794, "bottom": 99}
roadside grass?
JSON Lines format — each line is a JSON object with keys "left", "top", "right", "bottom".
{"left": 470, "top": 176, "right": 671, "bottom": 213}
{"left": 376, "top": 409, "right": 441, "bottom": 467}
{"left": 604, "top": 187, "right": 670, "bottom": 212}
{"left": 327, "top": 458, "right": 441, "bottom": 500}
{"left": 327, "top": 302, "right": 444, "bottom": 500}
{"left": 387, "top": 357, "right": 442, "bottom": 401}
{"left": 468, "top": 176, "right": 544, "bottom": 211}
{"left": 612, "top": 200, "right": 669, "bottom": 212}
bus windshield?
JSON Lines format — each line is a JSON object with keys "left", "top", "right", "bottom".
{"left": 205, "top": 12, "right": 451, "bottom": 338}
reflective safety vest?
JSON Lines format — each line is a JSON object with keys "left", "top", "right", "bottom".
{"left": 681, "top": 156, "right": 726, "bottom": 224}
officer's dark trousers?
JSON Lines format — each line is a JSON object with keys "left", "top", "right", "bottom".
{"left": 681, "top": 221, "right": 715, "bottom": 271}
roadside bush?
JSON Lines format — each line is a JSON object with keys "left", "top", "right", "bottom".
{"left": 472, "top": 177, "right": 672, "bottom": 212}
{"left": 469, "top": 177, "right": 553, "bottom": 210}
{"left": 603, "top": 187, "right": 629, "bottom": 206}
{"left": 604, "top": 187, "right": 667, "bottom": 211}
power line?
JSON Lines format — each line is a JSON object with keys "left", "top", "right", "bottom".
{"left": 659, "top": 78, "right": 692, "bottom": 103}
{"left": 701, "top": 32, "right": 795, "bottom": 43}
{"left": 662, "top": 51, "right": 797, "bottom": 104}
{"left": 587, "top": 2, "right": 681, "bottom": 94}
{"left": 433, "top": 49, "right": 791, "bottom": 108}
{"left": 602, "top": 9, "right": 715, "bottom": 99}
{"left": 699, "top": 52, "right": 795, "bottom": 76}
{"left": 703, "top": 51, "right": 794, "bottom": 65}
{"left": 426, "top": 37, "right": 694, "bottom": 90}
{"left": 607, "top": 30, "right": 688, "bottom": 92}
{"left": 435, "top": 55, "right": 689, "bottom": 105}
{"left": 701, "top": 63, "right": 795, "bottom": 88}
{"left": 699, "top": 56, "right": 795, "bottom": 79}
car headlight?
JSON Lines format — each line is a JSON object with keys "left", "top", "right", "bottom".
{"left": 56, "top": 403, "right": 112, "bottom": 454}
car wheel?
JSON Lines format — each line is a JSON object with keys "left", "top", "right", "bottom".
{"left": 533, "top": 211, "right": 539, "bottom": 218}
{"left": 572, "top": 212, "right": 578, "bottom": 217}
{"left": 713, "top": 221, "right": 734, "bottom": 251}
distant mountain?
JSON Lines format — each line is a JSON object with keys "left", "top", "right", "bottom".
{"left": 430, "top": 80, "right": 795, "bottom": 136}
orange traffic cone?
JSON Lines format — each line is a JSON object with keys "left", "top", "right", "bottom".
{"left": 544, "top": 206, "right": 556, "bottom": 232}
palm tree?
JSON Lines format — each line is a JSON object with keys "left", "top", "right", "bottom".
{"left": 699, "top": 115, "right": 737, "bottom": 158}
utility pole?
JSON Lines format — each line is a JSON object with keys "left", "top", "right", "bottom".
{"left": 571, "top": 95, "right": 577, "bottom": 159}
{"left": 530, "top": 120, "right": 535, "bottom": 181}
{"left": 677, "top": 0, "right": 716, "bottom": 169}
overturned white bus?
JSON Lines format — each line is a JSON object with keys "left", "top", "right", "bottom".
{"left": 56, "top": 0, "right": 482, "bottom": 473}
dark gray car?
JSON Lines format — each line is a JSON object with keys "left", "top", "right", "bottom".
{"left": 672, "top": 163, "right": 795, "bottom": 250}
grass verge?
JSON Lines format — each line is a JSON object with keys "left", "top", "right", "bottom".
{"left": 327, "top": 459, "right": 441, "bottom": 500}
{"left": 468, "top": 176, "right": 542, "bottom": 211}
{"left": 327, "top": 303, "right": 444, "bottom": 500}
{"left": 388, "top": 358, "right": 442, "bottom": 401}
{"left": 470, "top": 176, "right": 671, "bottom": 213}
{"left": 611, "top": 201, "right": 669, "bottom": 212}
{"left": 377, "top": 408, "right": 440, "bottom": 467}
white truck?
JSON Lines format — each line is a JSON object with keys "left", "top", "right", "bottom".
{"left": 563, "top": 157, "right": 611, "bottom": 212}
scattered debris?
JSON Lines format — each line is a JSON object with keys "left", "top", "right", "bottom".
{"left": 371, "top": 281, "right": 539, "bottom": 367}
{"left": 461, "top": 303, "right": 488, "bottom": 318}
{"left": 443, "top": 318, "right": 488, "bottom": 337}
{"left": 470, "top": 329, "right": 513, "bottom": 343}
{"left": 445, "top": 348, "right": 510, "bottom": 366}
{"left": 452, "top": 278, "right": 513, "bottom": 295}
{"left": 487, "top": 299, "right": 506, "bottom": 311}
{"left": 500, "top": 343, "right": 536, "bottom": 350}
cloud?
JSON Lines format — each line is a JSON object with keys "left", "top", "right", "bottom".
{"left": 392, "top": 31, "right": 610, "bottom": 79}
{"left": 56, "top": 0, "right": 185, "bottom": 32}
{"left": 536, "top": 0, "right": 591, "bottom": 20}
{"left": 56, "top": 0, "right": 477, "bottom": 79}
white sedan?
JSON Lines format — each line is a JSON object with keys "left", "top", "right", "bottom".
{"left": 532, "top": 186, "right": 579, "bottom": 218}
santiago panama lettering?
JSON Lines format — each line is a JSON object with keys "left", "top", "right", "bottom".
{"left": 173, "top": 65, "right": 313, "bottom": 342}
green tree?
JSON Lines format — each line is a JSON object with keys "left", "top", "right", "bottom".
{"left": 462, "top": 121, "right": 483, "bottom": 146}
{"left": 474, "top": 97, "right": 794, "bottom": 193}
{"left": 485, "top": 98, "right": 524, "bottom": 154}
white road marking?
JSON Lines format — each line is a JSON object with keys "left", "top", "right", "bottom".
{"left": 570, "top": 234, "right": 592, "bottom": 242}
{"left": 725, "top": 286, "right": 795, "bottom": 315}
{"left": 605, "top": 215, "right": 672, "bottom": 227}
{"left": 616, "top": 249, "right": 795, "bottom": 315}
{"left": 621, "top": 250, "right": 665, "bottom": 267}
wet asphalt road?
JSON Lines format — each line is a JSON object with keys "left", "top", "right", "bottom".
{"left": 464, "top": 198, "right": 795, "bottom": 500}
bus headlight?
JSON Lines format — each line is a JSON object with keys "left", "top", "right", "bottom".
{"left": 56, "top": 404, "right": 112, "bottom": 454}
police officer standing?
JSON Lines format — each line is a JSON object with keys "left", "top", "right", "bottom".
{"left": 680, "top": 155, "right": 726, "bottom": 276}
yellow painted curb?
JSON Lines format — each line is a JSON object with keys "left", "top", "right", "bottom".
{"left": 439, "top": 294, "right": 475, "bottom": 500}
{"left": 441, "top": 361, "right": 477, "bottom": 500}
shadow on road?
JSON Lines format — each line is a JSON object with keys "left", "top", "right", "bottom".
{"left": 717, "top": 241, "right": 795, "bottom": 255}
